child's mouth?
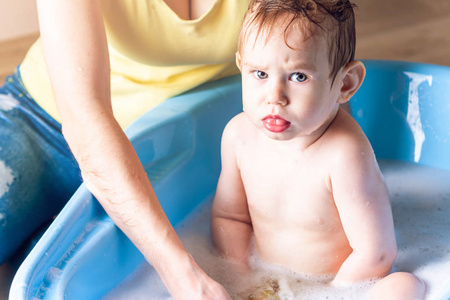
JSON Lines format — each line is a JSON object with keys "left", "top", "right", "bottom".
{"left": 262, "top": 115, "right": 291, "bottom": 133}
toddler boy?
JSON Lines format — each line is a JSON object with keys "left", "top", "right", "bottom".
{"left": 210, "top": 0, "right": 426, "bottom": 299}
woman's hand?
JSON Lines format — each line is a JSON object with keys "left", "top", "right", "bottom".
{"left": 169, "top": 260, "right": 232, "bottom": 300}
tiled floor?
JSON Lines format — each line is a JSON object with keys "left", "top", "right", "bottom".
{"left": 0, "top": 0, "right": 449, "bottom": 298}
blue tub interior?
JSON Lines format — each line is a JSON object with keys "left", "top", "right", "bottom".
{"left": 10, "top": 60, "right": 450, "bottom": 299}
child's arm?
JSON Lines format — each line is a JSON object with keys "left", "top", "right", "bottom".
{"left": 330, "top": 140, "right": 397, "bottom": 285}
{"left": 211, "top": 116, "right": 252, "bottom": 266}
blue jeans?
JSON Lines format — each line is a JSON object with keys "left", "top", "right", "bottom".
{"left": 0, "top": 69, "right": 82, "bottom": 264}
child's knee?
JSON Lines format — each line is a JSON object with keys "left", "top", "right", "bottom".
{"left": 370, "top": 272, "right": 426, "bottom": 300}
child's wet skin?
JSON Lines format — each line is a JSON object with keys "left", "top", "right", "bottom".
{"left": 211, "top": 1, "right": 426, "bottom": 299}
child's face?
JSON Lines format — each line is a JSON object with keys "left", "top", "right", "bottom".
{"left": 238, "top": 18, "right": 344, "bottom": 141}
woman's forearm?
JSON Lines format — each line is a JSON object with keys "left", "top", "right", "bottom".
{"left": 36, "top": 0, "right": 189, "bottom": 282}
{"left": 69, "top": 111, "right": 194, "bottom": 284}
{"left": 36, "top": 1, "right": 233, "bottom": 298}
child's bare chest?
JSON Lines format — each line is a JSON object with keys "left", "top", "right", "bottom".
{"left": 238, "top": 150, "right": 338, "bottom": 228}
{"left": 236, "top": 141, "right": 350, "bottom": 273}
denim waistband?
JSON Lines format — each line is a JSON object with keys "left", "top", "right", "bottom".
{"left": 1, "top": 67, "right": 71, "bottom": 157}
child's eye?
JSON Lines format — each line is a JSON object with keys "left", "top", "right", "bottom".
{"left": 290, "top": 72, "right": 308, "bottom": 82}
{"left": 253, "top": 70, "right": 268, "bottom": 80}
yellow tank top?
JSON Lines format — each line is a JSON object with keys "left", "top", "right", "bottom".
{"left": 20, "top": 0, "right": 250, "bottom": 128}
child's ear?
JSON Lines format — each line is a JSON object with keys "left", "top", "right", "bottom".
{"left": 235, "top": 52, "right": 242, "bottom": 71}
{"left": 338, "top": 60, "right": 366, "bottom": 104}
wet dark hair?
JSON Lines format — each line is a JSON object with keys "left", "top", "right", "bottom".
{"left": 238, "top": 0, "right": 357, "bottom": 81}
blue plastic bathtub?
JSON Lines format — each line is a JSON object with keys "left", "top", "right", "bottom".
{"left": 10, "top": 60, "right": 450, "bottom": 299}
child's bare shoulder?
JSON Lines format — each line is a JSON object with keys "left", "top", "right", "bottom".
{"left": 325, "top": 109, "right": 376, "bottom": 165}
{"left": 222, "top": 112, "right": 252, "bottom": 140}
{"left": 324, "top": 110, "right": 386, "bottom": 194}
{"left": 220, "top": 113, "right": 254, "bottom": 151}
{"left": 224, "top": 112, "right": 246, "bottom": 130}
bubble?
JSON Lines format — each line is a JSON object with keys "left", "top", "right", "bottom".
{"left": 105, "top": 160, "right": 450, "bottom": 299}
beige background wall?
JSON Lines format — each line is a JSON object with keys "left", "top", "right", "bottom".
{"left": 0, "top": 0, "right": 39, "bottom": 42}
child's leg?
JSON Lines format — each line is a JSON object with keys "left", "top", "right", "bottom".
{"left": 370, "top": 272, "right": 426, "bottom": 300}
{"left": 0, "top": 72, "right": 82, "bottom": 265}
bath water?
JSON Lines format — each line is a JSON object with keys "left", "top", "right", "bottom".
{"left": 103, "top": 160, "right": 450, "bottom": 299}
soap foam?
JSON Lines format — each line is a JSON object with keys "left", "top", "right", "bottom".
{"left": 0, "top": 159, "right": 14, "bottom": 198}
{"left": 104, "top": 160, "right": 450, "bottom": 299}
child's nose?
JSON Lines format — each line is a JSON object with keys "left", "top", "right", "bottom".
{"left": 266, "top": 97, "right": 288, "bottom": 106}
{"left": 266, "top": 83, "right": 288, "bottom": 106}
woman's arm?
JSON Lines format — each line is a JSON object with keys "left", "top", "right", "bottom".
{"left": 36, "top": 0, "right": 230, "bottom": 298}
